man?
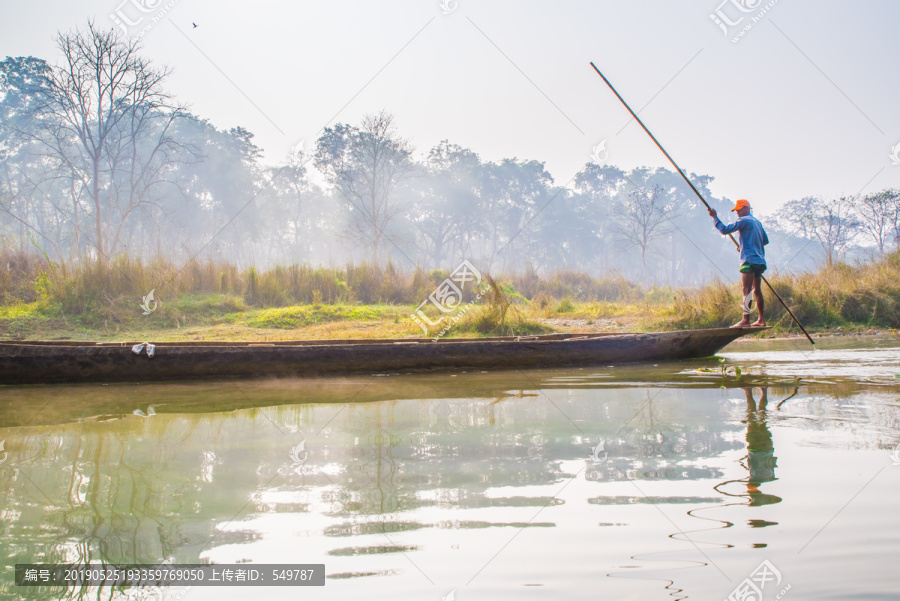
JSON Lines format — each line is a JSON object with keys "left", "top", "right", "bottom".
{"left": 708, "top": 199, "right": 769, "bottom": 328}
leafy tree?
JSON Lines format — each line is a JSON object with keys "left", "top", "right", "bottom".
{"left": 479, "top": 157, "right": 553, "bottom": 270}
{"left": 315, "top": 110, "right": 413, "bottom": 263}
{"left": 259, "top": 146, "right": 331, "bottom": 263}
{"left": 0, "top": 56, "right": 73, "bottom": 260}
{"left": 406, "top": 140, "right": 482, "bottom": 268}
{"left": 160, "top": 118, "right": 260, "bottom": 262}
{"left": 573, "top": 163, "right": 626, "bottom": 200}
{"left": 568, "top": 164, "right": 626, "bottom": 271}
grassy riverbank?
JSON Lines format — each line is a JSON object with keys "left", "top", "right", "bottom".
{"left": 666, "top": 250, "right": 900, "bottom": 332}
{"left": 1, "top": 250, "right": 898, "bottom": 341}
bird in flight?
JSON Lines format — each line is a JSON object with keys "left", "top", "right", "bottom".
{"left": 192, "top": 22, "right": 198, "bottom": 28}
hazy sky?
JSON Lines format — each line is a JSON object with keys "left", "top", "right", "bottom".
{"left": 2, "top": 0, "right": 899, "bottom": 214}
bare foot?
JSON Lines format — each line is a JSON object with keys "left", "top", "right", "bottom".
{"left": 751, "top": 320, "right": 767, "bottom": 327}
{"left": 731, "top": 319, "right": 751, "bottom": 328}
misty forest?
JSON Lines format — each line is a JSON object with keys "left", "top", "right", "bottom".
{"left": 2, "top": 24, "right": 898, "bottom": 295}
{"left": 5, "top": 6, "right": 900, "bottom": 601}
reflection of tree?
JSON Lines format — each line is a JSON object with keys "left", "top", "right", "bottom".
{"left": 357, "top": 408, "right": 403, "bottom": 517}
{"left": 625, "top": 387, "right": 785, "bottom": 601}
{"left": 8, "top": 379, "right": 897, "bottom": 599}
{"left": 618, "top": 393, "right": 671, "bottom": 457}
{"left": 295, "top": 389, "right": 746, "bottom": 530}
{"left": 0, "top": 416, "right": 259, "bottom": 601}
{"left": 586, "top": 391, "right": 739, "bottom": 483}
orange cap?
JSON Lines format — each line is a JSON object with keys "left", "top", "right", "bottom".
{"left": 731, "top": 199, "right": 750, "bottom": 212}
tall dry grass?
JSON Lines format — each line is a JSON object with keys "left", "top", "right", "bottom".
{"left": 506, "top": 268, "right": 642, "bottom": 303}
{"left": 0, "top": 252, "right": 645, "bottom": 305}
{"left": 0, "top": 248, "right": 46, "bottom": 304}
{"left": 4, "top": 248, "right": 899, "bottom": 332}
{"left": 667, "top": 251, "right": 900, "bottom": 330}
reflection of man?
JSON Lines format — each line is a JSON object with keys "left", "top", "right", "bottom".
{"left": 743, "top": 387, "right": 780, "bottom": 507}
{"left": 708, "top": 199, "right": 769, "bottom": 328}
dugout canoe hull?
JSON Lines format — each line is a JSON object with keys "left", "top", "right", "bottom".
{"left": 0, "top": 328, "right": 767, "bottom": 385}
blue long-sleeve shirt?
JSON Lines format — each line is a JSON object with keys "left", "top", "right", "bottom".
{"left": 714, "top": 213, "right": 769, "bottom": 266}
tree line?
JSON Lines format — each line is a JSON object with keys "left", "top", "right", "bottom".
{"left": 1, "top": 23, "right": 898, "bottom": 287}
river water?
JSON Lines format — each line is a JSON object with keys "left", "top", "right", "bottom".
{"left": 0, "top": 335, "right": 898, "bottom": 600}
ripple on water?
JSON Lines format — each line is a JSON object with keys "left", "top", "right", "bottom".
{"left": 0, "top": 337, "right": 898, "bottom": 600}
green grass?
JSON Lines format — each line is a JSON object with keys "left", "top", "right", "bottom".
{"left": 0, "top": 302, "right": 43, "bottom": 320}
{"left": 555, "top": 297, "right": 576, "bottom": 313}
{"left": 2, "top": 249, "right": 900, "bottom": 341}
{"left": 246, "top": 304, "right": 405, "bottom": 329}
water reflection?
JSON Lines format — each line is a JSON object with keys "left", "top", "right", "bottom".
{"left": 711, "top": 387, "right": 781, "bottom": 505}
{"left": 743, "top": 387, "right": 780, "bottom": 509}
{"left": 1, "top": 338, "right": 899, "bottom": 600}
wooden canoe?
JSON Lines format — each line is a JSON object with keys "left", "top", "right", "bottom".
{"left": 0, "top": 327, "right": 766, "bottom": 385}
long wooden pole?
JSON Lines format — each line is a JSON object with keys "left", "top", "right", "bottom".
{"left": 590, "top": 62, "right": 814, "bottom": 345}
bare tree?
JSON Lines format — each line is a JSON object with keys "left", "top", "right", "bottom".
{"left": 777, "top": 196, "right": 859, "bottom": 266}
{"left": 875, "top": 188, "right": 900, "bottom": 251}
{"left": 857, "top": 189, "right": 898, "bottom": 255}
{"left": 32, "top": 21, "right": 186, "bottom": 261}
{"left": 315, "top": 110, "right": 414, "bottom": 263}
{"left": 614, "top": 184, "right": 673, "bottom": 283}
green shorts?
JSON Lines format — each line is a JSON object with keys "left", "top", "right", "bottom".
{"left": 740, "top": 263, "right": 767, "bottom": 275}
